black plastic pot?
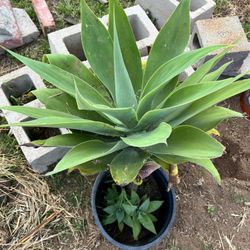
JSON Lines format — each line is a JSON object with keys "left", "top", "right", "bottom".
{"left": 91, "top": 169, "right": 176, "bottom": 250}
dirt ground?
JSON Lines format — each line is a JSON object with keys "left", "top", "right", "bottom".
{"left": 0, "top": 0, "right": 250, "bottom": 249}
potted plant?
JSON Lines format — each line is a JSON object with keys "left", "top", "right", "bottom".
{"left": 1, "top": 0, "right": 250, "bottom": 248}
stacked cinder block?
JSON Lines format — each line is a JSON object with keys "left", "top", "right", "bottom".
{"left": 135, "top": 0, "right": 215, "bottom": 31}
{"left": 0, "top": 0, "right": 39, "bottom": 54}
{"left": 0, "top": 67, "right": 69, "bottom": 173}
{"left": 48, "top": 5, "right": 159, "bottom": 60}
{"left": 189, "top": 16, "right": 250, "bottom": 77}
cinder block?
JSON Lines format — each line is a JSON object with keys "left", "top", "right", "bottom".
{"left": 14, "top": 8, "right": 40, "bottom": 44}
{"left": 0, "top": 67, "right": 69, "bottom": 173}
{"left": 135, "top": 0, "right": 215, "bottom": 31}
{"left": 241, "top": 55, "right": 250, "bottom": 78}
{"left": 48, "top": 5, "right": 158, "bottom": 60}
{"left": 48, "top": 23, "right": 86, "bottom": 61}
{"left": 189, "top": 16, "right": 250, "bottom": 76}
{"left": 102, "top": 5, "right": 159, "bottom": 56}
{"left": 32, "top": 0, "right": 56, "bottom": 35}
{"left": 0, "top": 0, "right": 23, "bottom": 50}
{"left": 0, "top": 8, "right": 40, "bottom": 55}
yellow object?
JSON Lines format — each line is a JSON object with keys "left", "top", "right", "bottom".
{"left": 208, "top": 128, "right": 220, "bottom": 136}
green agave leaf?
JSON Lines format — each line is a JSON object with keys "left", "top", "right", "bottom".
{"left": 124, "top": 214, "right": 133, "bottom": 228}
{"left": 138, "top": 45, "right": 226, "bottom": 117}
{"left": 121, "top": 122, "right": 172, "bottom": 147}
{"left": 75, "top": 79, "right": 138, "bottom": 128}
{"left": 43, "top": 54, "right": 102, "bottom": 88}
{"left": 143, "top": 0, "right": 190, "bottom": 85}
{"left": 137, "top": 75, "right": 248, "bottom": 130}
{"left": 180, "top": 46, "right": 232, "bottom": 87}
{"left": 201, "top": 61, "right": 232, "bottom": 82}
{"left": 33, "top": 88, "right": 109, "bottom": 122}
{"left": 170, "top": 79, "right": 250, "bottom": 126}
{"left": 4, "top": 49, "right": 111, "bottom": 106}
{"left": 118, "top": 222, "right": 124, "bottom": 232}
{"left": 110, "top": 148, "right": 148, "bottom": 185}
{"left": 103, "top": 205, "right": 116, "bottom": 214}
{"left": 146, "top": 125, "right": 225, "bottom": 159}
{"left": 147, "top": 201, "right": 164, "bottom": 213}
{"left": 81, "top": 0, "right": 115, "bottom": 98}
{"left": 148, "top": 214, "right": 157, "bottom": 222}
{"left": 70, "top": 154, "right": 113, "bottom": 175}
{"left": 113, "top": 11, "right": 137, "bottom": 108}
{"left": 139, "top": 198, "right": 150, "bottom": 212}
{"left": 132, "top": 218, "right": 141, "bottom": 240}
{"left": 0, "top": 117, "right": 128, "bottom": 136}
{"left": 138, "top": 212, "right": 156, "bottom": 234}
{"left": 103, "top": 214, "right": 116, "bottom": 225}
{"left": 143, "top": 45, "right": 226, "bottom": 95}
{"left": 122, "top": 204, "right": 137, "bottom": 215}
{"left": 47, "top": 140, "right": 126, "bottom": 175}
{"left": 151, "top": 76, "right": 179, "bottom": 109}
{"left": 164, "top": 80, "right": 236, "bottom": 108}
{"left": 31, "top": 133, "right": 93, "bottom": 147}
{"left": 136, "top": 105, "right": 188, "bottom": 131}
{"left": 153, "top": 154, "right": 221, "bottom": 184}
{"left": 109, "top": 0, "right": 142, "bottom": 94}
{"left": 131, "top": 191, "right": 140, "bottom": 205}
{"left": 0, "top": 106, "right": 76, "bottom": 119}
{"left": 190, "top": 158, "right": 221, "bottom": 184}
{"left": 183, "top": 106, "right": 243, "bottom": 131}
{"left": 116, "top": 209, "right": 125, "bottom": 223}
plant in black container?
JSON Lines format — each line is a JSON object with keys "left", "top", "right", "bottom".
{"left": 1, "top": 0, "right": 250, "bottom": 249}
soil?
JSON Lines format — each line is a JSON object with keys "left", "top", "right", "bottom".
{"left": 25, "top": 127, "right": 61, "bottom": 141}
{"left": 156, "top": 96, "right": 250, "bottom": 250}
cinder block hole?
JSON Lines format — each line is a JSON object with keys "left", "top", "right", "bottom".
{"left": 21, "top": 118, "right": 61, "bottom": 141}
{"left": 2, "top": 75, "right": 36, "bottom": 105}
{"left": 177, "top": 0, "right": 207, "bottom": 11}
{"left": 128, "top": 15, "right": 150, "bottom": 41}
{"left": 63, "top": 33, "right": 86, "bottom": 61}
{"left": 192, "top": 33, "right": 201, "bottom": 49}
{"left": 190, "top": 0, "right": 207, "bottom": 11}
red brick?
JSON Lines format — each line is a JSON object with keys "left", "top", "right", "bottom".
{"left": 32, "top": 0, "right": 56, "bottom": 36}
{"left": 0, "top": 0, "right": 23, "bottom": 49}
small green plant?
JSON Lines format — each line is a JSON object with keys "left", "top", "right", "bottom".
{"left": 207, "top": 204, "right": 216, "bottom": 215}
{"left": 102, "top": 185, "right": 163, "bottom": 240}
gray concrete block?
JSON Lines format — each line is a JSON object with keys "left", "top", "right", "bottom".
{"left": 189, "top": 16, "right": 250, "bottom": 76}
{"left": 0, "top": 8, "right": 39, "bottom": 55}
{"left": 48, "top": 5, "right": 158, "bottom": 59}
{"left": 0, "top": 0, "right": 23, "bottom": 53}
{"left": 0, "top": 67, "right": 69, "bottom": 173}
{"left": 13, "top": 8, "right": 40, "bottom": 44}
{"left": 135, "top": 0, "right": 215, "bottom": 31}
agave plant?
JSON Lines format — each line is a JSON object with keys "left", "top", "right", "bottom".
{"left": 1, "top": 0, "right": 250, "bottom": 187}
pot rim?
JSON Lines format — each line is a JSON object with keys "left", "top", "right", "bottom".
{"left": 91, "top": 169, "right": 176, "bottom": 250}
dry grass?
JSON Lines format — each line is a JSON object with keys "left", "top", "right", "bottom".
{"left": 0, "top": 155, "right": 91, "bottom": 250}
